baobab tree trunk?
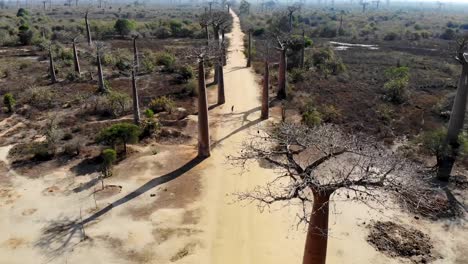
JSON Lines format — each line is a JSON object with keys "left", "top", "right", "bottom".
{"left": 438, "top": 64, "right": 468, "bottom": 181}
{"left": 131, "top": 69, "right": 140, "bottom": 125}
{"left": 301, "top": 29, "right": 305, "bottom": 69}
{"left": 205, "top": 25, "right": 209, "bottom": 46}
{"left": 227, "top": 3, "right": 230, "bottom": 12}
{"left": 198, "top": 57, "right": 211, "bottom": 158}
{"left": 49, "top": 47, "right": 57, "bottom": 83}
{"left": 246, "top": 30, "right": 252, "bottom": 67}
{"left": 213, "top": 28, "right": 220, "bottom": 85}
{"left": 261, "top": 61, "right": 269, "bottom": 120}
{"left": 277, "top": 48, "right": 287, "bottom": 100}
{"left": 217, "top": 59, "right": 225, "bottom": 105}
{"left": 97, "top": 52, "right": 106, "bottom": 93}
{"left": 133, "top": 36, "right": 139, "bottom": 72}
{"left": 72, "top": 40, "right": 81, "bottom": 75}
{"left": 302, "top": 192, "right": 332, "bottom": 264}
{"left": 85, "top": 12, "right": 92, "bottom": 46}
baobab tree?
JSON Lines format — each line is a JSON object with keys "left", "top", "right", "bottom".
{"left": 132, "top": 35, "right": 139, "bottom": 72}
{"left": 437, "top": 37, "right": 468, "bottom": 181}
{"left": 72, "top": 36, "right": 81, "bottom": 75}
{"left": 276, "top": 37, "right": 287, "bottom": 99}
{"left": 286, "top": 4, "right": 301, "bottom": 31}
{"left": 198, "top": 12, "right": 211, "bottom": 46}
{"left": 85, "top": 11, "right": 92, "bottom": 46}
{"left": 48, "top": 44, "right": 57, "bottom": 83}
{"left": 361, "top": 1, "right": 369, "bottom": 12}
{"left": 233, "top": 123, "right": 426, "bottom": 264}
{"left": 210, "top": 10, "right": 231, "bottom": 85}
{"left": 95, "top": 42, "right": 107, "bottom": 93}
{"left": 131, "top": 66, "right": 140, "bottom": 125}
{"left": 183, "top": 43, "right": 222, "bottom": 157}
{"left": 246, "top": 29, "right": 252, "bottom": 67}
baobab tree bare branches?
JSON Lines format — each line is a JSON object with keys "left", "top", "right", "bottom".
{"left": 232, "top": 123, "right": 428, "bottom": 264}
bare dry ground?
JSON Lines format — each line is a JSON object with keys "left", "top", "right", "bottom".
{"left": 0, "top": 10, "right": 466, "bottom": 264}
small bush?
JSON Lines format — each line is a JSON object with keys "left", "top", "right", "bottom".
{"left": 289, "top": 68, "right": 306, "bottom": 84}
{"left": 177, "top": 65, "right": 194, "bottom": 83}
{"left": 156, "top": 52, "right": 176, "bottom": 72}
{"left": 3, "top": 93, "right": 16, "bottom": 113}
{"left": 141, "top": 57, "right": 155, "bottom": 73}
{"left": 97, "top": 123, "right": 142, "bottom": 153}
{"left": 64, "top": 139, "right": 82, "bottom": 156}
{"left": 383, "top": 32, "right": 399, "bottom": 41}
{"left": 149, "top": 96, "right": 175, "bottom": 113}
{"left": 24, "top": 86, "right": 54, "bottom": 109}
{"left": 101, "top": 148, "right": 117, "bottom": 177}
{"left": 302, "top": 102, "right": 322, "bottom": 127}
{"left": 184, "top": 79, "right": 198, "bottom": 96}
{"left": 144, "top": 108, "right": 154, "bottom": 118}
{"left": 383, "top": 66, "right": 409, "bottom": 104}
{"left": 106, "top": 91, "right": 131, "bottom": 117}
{"left": 114, "top": 18, "right": 136, "bottom": 36}
{"left": 141, "top": 119, "right": 161, "bottom": 138}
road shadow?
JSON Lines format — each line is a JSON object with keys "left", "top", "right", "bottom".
{"left": 72, "top": 177, "right": 101, "bottom": 193}
{"left": 35, "top": 156, "right": 204, "bottom": 259}
{"left": 211, "top": 106, "right": 263, "bottom": 149}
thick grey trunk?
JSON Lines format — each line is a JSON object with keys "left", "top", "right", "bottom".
{"left": 302, "top": 192, "right": 332, "bottom": 264}
{"left": 97, "top": 52, "right": 106, "bottom": 93}
{"left": 301, "top": 29, "right": 305, "bottom": 69}
{"left": 277, "top": 48, "right": 287, "bottom": 100}
{"left": 133, "top": 37, "right": 139, "bottom": 72}
{"left": 217, "top": 59, "right": 225, "bottom": 105}
{"left": 131, "top": 69, "right": 140, "bottom": 125}
{"left": 261, "top": 61, "right": 269, "bottom": 120}
{"left": 49, "top": 48, "right": 57, "bottom": 83}
{"left": 205, "top": 25, "right": 209, "bottom": 46}
{"left": 85, "top": 12, "right": 92, "bottom": 46}
{"left": 438, "top": 64, "right": 468, "bottom": 181}
{"left": 198, "top": 58, "right": 210, "bottom": 158}
{"left": 246, "top": 30, "right": 252, "bottom": 67}
{"left": 72, "top": 40, "right": 81, "bottom": 75}
{"left": 213, "top": 28, "right": 220, "bottom": 84}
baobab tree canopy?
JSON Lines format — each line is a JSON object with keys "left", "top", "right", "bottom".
{"left": 234, "top": 123, "right": 425, "bottom": 220}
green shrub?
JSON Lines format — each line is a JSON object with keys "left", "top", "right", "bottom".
{"left": 16, "top": 8, "right": 29, "bottom": 17}
{"left": 149, "top": 96, "right": 175, "bottom": 113}
{"left": 97, "top": 123, "right": 141, "bottom": 153}
{"left": 142, "top": 57, "right": 155, "bottom": 73}
{"left": 383, "top": 66, "right": 409, "bottom": 104}
{"left": 144, "top": 108, "right": 154, "bottom": 118}
{"left": 141, "top": 119, "right": 161, "bottom": 138}
{"left": 24, "top": 86, "right": 54, "bottom": 109}
{"left": 101, "top": 148, "right": 117, "bottom": 177}
{"left": 156, "top": 52, "right": 176, "bottom": 71}
{"left": 3, "top": 93, "right": 16, "bottom": 113}
{"left": 289, "top": 68, "right": 306, "bottom": 83}
{"left": 106, "top": 91, "right": 131, "bottom": 117}
{"left": 177, "top": 65, "right": 194, "bottom": 83}
{"left": 114, "top": 18, "right": 136, "bottom": 36}
{"left": 301, "top": 101, "right": 322, "bottom": 127}
{"left": 184, "top": 79, "right": 198, "bottom": 96}
{"left": 302, "top": 108, "right": 322, "bottom": 127}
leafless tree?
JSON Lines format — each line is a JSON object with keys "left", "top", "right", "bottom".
{"left": 48, "top": 43, "right": 57, "bottom": 83}
{"left": 286, "top": 4, "right": 301, "bottom": 31}
{"left": 276, "top": 36, "right": 288, "bottom": 99}
{"left": 132, "top": 35, "right": 140, "bottom": 73}
{"left": 72, "top": 36, "right": 81, "bottom": 75}
{"left": 85, "top": 10, "right": 92, "bottom": 46}
{"left": 437, "top": 37, "right": 468, "bottom": 181}
{"left": 232, "top": 123, "right": 427, "bottom": 264}
{"left": 95, "top": 42, "right": 107, "bottom": 93}
{"left": 361, "top": 1, "right": 369, "bottom": 12}
{"left": 246, "top": 29, "right": 252, "bottom": 67}
{"left": 131, "top": 66, "right": 140, "bottom": 125}
{"left": 198, "top": 12, "right": 211, "bottom": 46}
{"left": 210, "top": 10, "right": 231, "bottom": 85}
{"left": 182, "top": 43, "right": 223, "bottom": 157}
